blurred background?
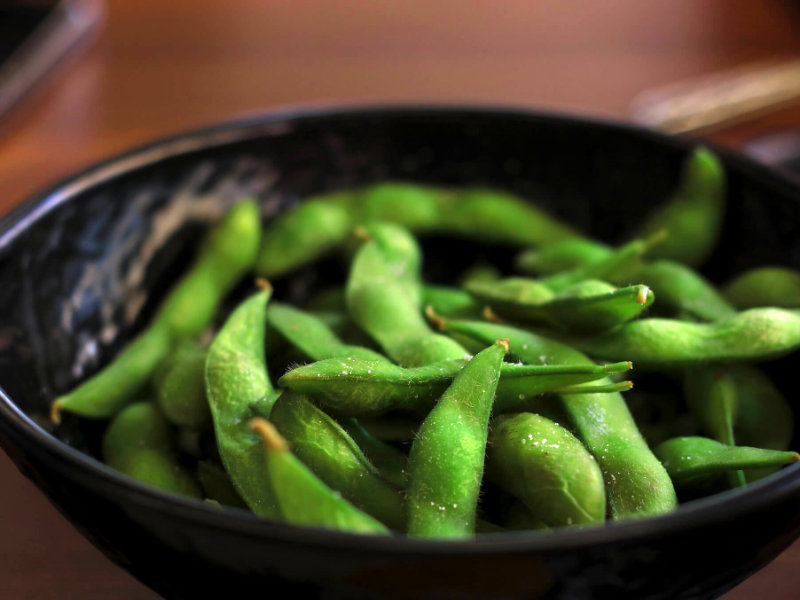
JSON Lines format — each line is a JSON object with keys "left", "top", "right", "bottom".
{"left": 3, "top": 1, "right": 800, "bottom": 597}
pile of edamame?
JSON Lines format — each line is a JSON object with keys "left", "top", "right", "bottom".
{"left": 51, "top": 146, "right": 800, "bottom": 538}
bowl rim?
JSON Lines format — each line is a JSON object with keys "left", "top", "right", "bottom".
{"left": 2, "top": 102, "right": 800, "bottom": 553}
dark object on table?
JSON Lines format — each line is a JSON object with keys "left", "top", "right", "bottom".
{"left": 1, "top": 106, "right": 799, "bottom": 600}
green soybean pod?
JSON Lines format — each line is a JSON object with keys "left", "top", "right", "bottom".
{"left": 540, "top": 234, "right": 661, "bottom": 293}
{"left": 278, "top": 355, "right": 631, "bottom": 416}
{"left": 625, "top": 260, "right": 736, "bottom": 321}
{"left": 466, "top": 277, "right": 555, "bottom": 306}
{"left": 684, "top": 368, "right": 738, "bottom": 447}
{"left": 337, "top": 417, "right": 408, "bottom": 489}
{"left": 730, "top": 365, "right": 794, "bottom": 452}
{"left": 459, "top": 263, "right": 502, "bottom": 286}
{"left": 553, "top": 307, "right": 800, "bottom": 367}
{"left": 653, "top": 436, "right": 799, "bottom": 489}
{"left": 432, "top": 317, "right": 677, "bottom": 519}
{"left": 724, "top": 365, "right": 793, "bottom": 482}
{"left": 270, "top": 392, "right": 406, "bottom": 530}
{"left": 407, "top": 339, "right": 508, "bottom": 538}
{"left": 256, "top": 183, "right": 580, "bottom": 277}
{"left": 196, "top": 460, "right": 248, "bottom": 508}
{"left": 345, "top": 222, "right": 468, "bottom": 367}
{"left": 521, "top": 241, "right": 732, "bottom": 323}
{"left": 422, "top": 284, "right": 483, "bottom": 319}
{"left": 117, "top": 450, "right": 202, "bottom": 499}
{"left": 102, "top": 402, "right": 201, "bottom": 499}
{"left": 156, "top": 200, "right": 263, "bottom": 339}
{"left": 357, "top": 181, "right": 444, "bottom": 228}
{"left": 633, "top": 147, "right": 726, "bottom": 267}
{"left": 51, "top": 327, "right": 171, "bottom": 423}
{"left": 52, "top": 200, "right": 262, "bottom": 422}
{"left": 723, "top": 266, "right": 800, "bottom": 309}
{"left": 515, "top": 238, "right": 613, "bottom": 275}
{"left": 435, "top": 188, "right": 578, "bottom": 246}
{"left": 486, "top": 412, "right": 606, "bottom": 528}
{"left": 267, "top": 302, "right": 387, "bottom": 362}
{"left": 468, "top": 278, "right": 654, "bottom": 334}
{"left": 683, "top": 368, "right": 745, "bottom": 487}
{"left": 205, "top": 287, "right": 280, "bottom": 518}
{"left": 250, "top": 418, "right": 390, "bottom": 535}
{"left": 153, "top": 340, "right": 210, "bottom": 430}
{"left": 256, "top": 193, "right": 353, "bottom": 278}
{"left": 102, "top": 401, "right": 173, "bottom": 466}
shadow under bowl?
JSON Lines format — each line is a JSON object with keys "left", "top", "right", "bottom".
{"left": 1, "top": 106, "right": 800, "bottom": 600}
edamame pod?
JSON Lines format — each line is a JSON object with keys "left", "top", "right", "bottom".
{"left": 730, "top": 366, "right": 794, "bottom": 452}
{"left": 52, "top": 327, "right": 171, "bottom": 423}
{"left": 346, "top": 223, "right": 468, "bottom": 366}
{"left": 102, "top": 401, "right": 173, "bottom": 466}
{"left": 52, "top": 200, "right": 262, "bottom": 422}
{"left": 710, "top": 365, "right": 793, "bottom": 482}
{"left": 684, "top": 368, "right": 745, "bottom": 487}
{"left": 466, "top": 277, "right": 555, "bottom": 306}
{"left": 633, "top": 147, "right": 725, "bottom": 267}
{"left": 723, "top": 266, "right": 800, "bottom": 309}
{"left": 407, "top": 340, "right": 508, "bottom": 538}
{"left": 684, "top": 368, "right": 738, "bottom": 447}
{"left": 256, "top": 194, "right": 352, "bottom": 278}
{"left": 521, "top": 240, "right": 732, "bottom": 323}
{"left": 267, "top": 302, "right": 387, "bottom": 362}
{"left": 486, "top": 412, "right": 606, "bottom": 528}
{"left": 196, "top": 460, "right": 248, "bottom": 508}
{"left": 114, "top": 449, "right": 203, "bottom": 499}
{"left": 337, "top": 417, "right": 408, "bottom": 488}
{"left": 626, "top": 260, "right": 736, "bottom": 321}
{"left": 554, "top": 307, "right": 800, "bottom": 367}
{"left": 653, "top": 436, "right": 799, "bottom": 488}
{"left": 256, "top": 183, "right": 578, "bottom": 278}
{"left": 102, "top": 402, "right": 201, "bottom": 499}
{"left": 270, "top": 392, "right": 407, "bottom": 530}
{"left": 422, "top": 284, "right": 482, "bottom": 319}
{"left": 205, "top": 287, "right": 280, "bottom": 518}
{"left": 435, "top": 188, "right": 577, "bottom": 246}
{"left": 358, "top": 182, "right": 445, "bottom": 228}
{"left": 153, "top": 340, "right": 210, "bottom": 430}
{"left": 250, "top": 418, "right": 390, "bottom": 535}
{"left": 459, "top": 263, "right": 502, "bottom": 286}
{"left": 278, "top": 355, "right": 631, "bottom": 416}
{"left": 540, "top": 234, "right": 661, "bottom": 293}
{"left": 468, "top": 278, "right": 654, "bottom": 334}
{"left": 515, "top": 238, "right": 612, "bottom": 275}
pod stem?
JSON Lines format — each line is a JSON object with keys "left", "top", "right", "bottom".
{"left": 250, "top": 417, "right": 289, "bottom": 451}
{"left": 352, "top": 226, "right": 372, "bottom": 243}
{"left": 255, "top": 278, "right": 273, "bottom": 293}
{"left": 50, "top": 400, "right": 63, "bottom": 425}
{"left": 424, "top": 305, "right": 446, "bottom": 331}
{"left": 482, "top": 306, "right": 504, "bottom": 323}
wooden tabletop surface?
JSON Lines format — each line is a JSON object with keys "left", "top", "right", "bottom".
{"left": 3, "top": 1, "right": 800, "bottom": 597}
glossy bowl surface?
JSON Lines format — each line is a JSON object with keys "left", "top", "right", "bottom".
{"left": 2, "top": 106, "right": 800, "bottom": 600}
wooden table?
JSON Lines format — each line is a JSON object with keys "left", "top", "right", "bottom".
{"left": 3, "top": 1, "right": 800, "bottom": 597}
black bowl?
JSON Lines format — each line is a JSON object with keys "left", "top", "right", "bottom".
{"left": 2, "top": 106, "right": 800, "bottom": 600}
